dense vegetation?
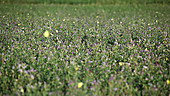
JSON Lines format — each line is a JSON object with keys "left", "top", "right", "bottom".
{"left": 0, "top": 2, "right": 169, "bottom": 96}
{"left": 0, "top": 0, "right": 170, "bottom": 4}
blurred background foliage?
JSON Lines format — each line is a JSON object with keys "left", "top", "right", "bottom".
{"left": 0, "top": 0, "right": 169, "bottom": 4}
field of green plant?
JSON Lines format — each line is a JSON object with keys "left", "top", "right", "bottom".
{"left": 1, "top": 0, "right": 170, "bottom": 4}
{"left": 0, "top": 3, "right": 170, "bottom": 96}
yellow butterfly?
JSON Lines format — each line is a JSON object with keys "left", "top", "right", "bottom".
{"left": 43, "top": 30, "right": 49, "bottom": 37}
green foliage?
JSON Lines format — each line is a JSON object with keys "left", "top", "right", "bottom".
{"left": 0, "top": 0, "right": 170, "bottom": 4}
{"left": 0, "top": 4, "right": 169, "bottom": 96}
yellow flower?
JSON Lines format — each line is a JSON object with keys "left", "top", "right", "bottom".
{"left": 78, "top": 82, "right": 83, "bottom": 88}
{"left": 166, "top": 80, "right": 170, "bottom": 85}
{"left": 166, "top": 58, "right": 168, "bottom": 61}
{"left": 119, "top": 62, "right": 123, "bottom": 66}
{"left": 97, "top": 21, "right": 99, "bottom": 24}
{"left": 18, "top": 24, "right": 20, "bottom": 26}
{"left": 75, "top": 67, "right": 79, "bottom": 71}
{"left": 22, "top": 27, "right": 25, "bottom": 29}
{"left": 145, "top": 48, "right": 148, "bottom": 51}
{"left": 43, "top": 30, "right": 49, "bottom": 37}
{"left": 20, "top": 87, "right": 24, "bottom": 93}
{"left": 162, "top": 40, "right": 166, "bottom": 44}
{"left": 130, "top": 39, "right": 133, "bottom": 43}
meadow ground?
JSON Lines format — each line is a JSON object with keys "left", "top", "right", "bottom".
{"left": 0, "top": 4, "right": 170, "bottom": 95}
